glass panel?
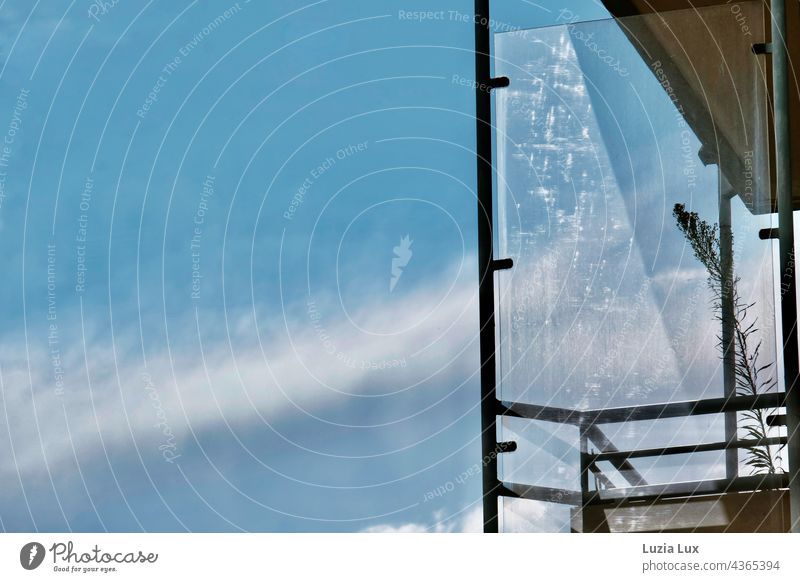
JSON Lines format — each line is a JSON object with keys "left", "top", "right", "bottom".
{"left": 500, "top": 417, "right": 580, "bottom": 491}
{"left": 494, "top": 3, "right": 783, "bottom": 532}
{"left": 500, "top": 497, "right": 574, "bottom": 533}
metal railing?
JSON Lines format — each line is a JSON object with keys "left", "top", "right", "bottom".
{"left": 494, "top": 394, "right": 788, "bottom": 531}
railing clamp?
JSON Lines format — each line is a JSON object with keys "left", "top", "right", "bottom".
{"left": 491, "top": 257, "right": 514, "bottom": 271}
{"left": 487, "top": 76, "right": 510, "bottom": 90}
{"left": 752, "top": 42, "right": 773, "bottom": 55}
{"left": 496, "top": 441, "right": 517, "bottom": 453}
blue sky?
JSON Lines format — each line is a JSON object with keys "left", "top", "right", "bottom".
{"left": 0, "top": 0, "right": 617, "bottom": 532}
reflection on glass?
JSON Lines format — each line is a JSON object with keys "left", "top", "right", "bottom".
{"left": 493, "top": 3, "right": 786, "bottom": 532}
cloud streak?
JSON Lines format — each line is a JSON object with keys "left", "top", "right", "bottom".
{"left": 0, "top": 259, "right": 479, "bottom": 495}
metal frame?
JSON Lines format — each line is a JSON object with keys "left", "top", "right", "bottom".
{"left": 474, "top": 0, "right": 800, "bottom": 533}
{"left": 512, "top": 397, "right": 785, "bottom": 494}
{"left": 771, "top": 0, "right": 800, "bottom": 533}
{"left": 474, "top": 0, "right": 500, "bottom": 534}
{"left": 504, "top": 473, "right": 788, "bottom": 507}
{"left": 719, "top": 176, "right": 738, "bottom": 479}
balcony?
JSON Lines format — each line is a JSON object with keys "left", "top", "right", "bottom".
{"left": 479, "top": 0, "right": 799, "bottom": 532}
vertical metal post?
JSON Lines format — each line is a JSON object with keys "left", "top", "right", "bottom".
{"left": 719, "top": 182, "right": 738, "bottom": 479}
{"left": 579, "top": 422, "right": 590, "bottom": 533}
{"left": 771, "top": 0, "right": 800, "bottom": 533}
{"left": 474, "top": 0, "right": 501, "bottom": 533}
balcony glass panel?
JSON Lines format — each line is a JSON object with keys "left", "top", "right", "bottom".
{"left": 494, "top": 2, "right": 783, "bottom": 532}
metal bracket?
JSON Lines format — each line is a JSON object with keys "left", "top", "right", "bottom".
{"left": 759, "top": 227, "right": 780, "bottom": 240}
{"left": 491, "top": 257, "right": 514, "bottom": 271}
{"left": 487, "top": 76, "right": 510, "bottom": 90}
{"left": 767, "top": 413, "right": 787, "bottom": 427}
{"left": 752, "top": 42, "right": 773, "bottom": 55}
{"left": 496, "top": 441, "right": 517, "bottom": 453}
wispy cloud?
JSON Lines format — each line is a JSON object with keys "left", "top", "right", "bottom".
{"left": 0, "top": 259, "right": 478, "bottom": 486}
{"left": 362, "top": 506, "right": 483, "bottom": 533}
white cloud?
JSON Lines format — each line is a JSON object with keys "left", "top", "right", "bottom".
{"left": 361, "top": 506, "right": 484, "bottom": 533}
{"left": 0, "top": 260, "right": 479, "bottom": 484}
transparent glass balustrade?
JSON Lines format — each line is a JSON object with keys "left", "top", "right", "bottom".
{"left": 493, "top": 3, "right": 786, "bottom": 532}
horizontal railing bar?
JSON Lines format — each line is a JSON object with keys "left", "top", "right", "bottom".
{"left": 500, "top": 483, "right": 581, "bottom": 506}
{"left": 586, "top": 473, "right": 788, "bottom": 506}
{"left": 589, "top": 436, "right": 788, "bottom": 463}
{"left": 499, "top": 393, "right": 786, "bottom": 425}
{"left": 497, "top": 400, "right": 579, "bottom": 423}
{"left": 767, "top": 414, "right": 787, "bottom": 427}
{"left": 499, "top": 474, "right": 788, "bottom": 507}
